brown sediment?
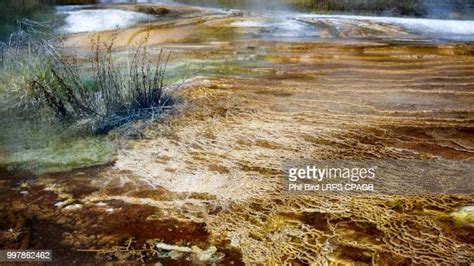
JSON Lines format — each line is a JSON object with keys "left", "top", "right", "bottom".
{"left": 104, "top": 37, "right": 472, "bottom": 263}
{"left": 0, "top": 174, "right": 243, "bottom": 264}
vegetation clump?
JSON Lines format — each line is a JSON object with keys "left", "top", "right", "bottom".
{"left": 286, "top": 0, "right": 426, "bottom": 16}
{"left": 28, "top": 37, "right": 173, "bottom": 134}
{"left": 1, "top": 27, "right": 174, "bottom": 134}
{"left": 134, "top": 5, "right": 171, "bottom": 16}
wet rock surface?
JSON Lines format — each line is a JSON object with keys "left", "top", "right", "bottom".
{"left": 1, "top": 2, "right": 473, "bottom": 264}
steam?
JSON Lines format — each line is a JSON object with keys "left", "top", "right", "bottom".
{"left": 422, "top": 0, "right": 474, "bottom": 19}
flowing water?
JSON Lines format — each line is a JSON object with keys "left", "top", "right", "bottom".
{"left": 58, "top": 2, "right": 474, "bottom": 42}
{"left": 57, "top": 6, "right": 156, "bottom": 33}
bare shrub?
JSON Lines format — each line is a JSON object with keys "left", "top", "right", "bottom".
{"left": 29, "top": 36, "right": 173, "bottom": 133}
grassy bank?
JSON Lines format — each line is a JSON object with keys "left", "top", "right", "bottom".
{"left": 285, "top": 0, "right": 474, "bottom": 17}
{"left": 174, "top": 0, "right": 474, "bottom": 18}
{"left": 0, "top": 0, "right": 96, "bottom": 40}
{"left": 0, "top": 0, "right": 53, "bottom": 40}
{"left": 286, "top": 0, "right": 425, "bottom": 16}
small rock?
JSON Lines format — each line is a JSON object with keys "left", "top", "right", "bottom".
{"left": 64, "top": 204, "right": 82, "bottom": 211}
{"left": 193, "top": 246, "right": 217, "bottom": 262}
{"left": 55, "top": 199, "right": 74, "bottom": 208}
